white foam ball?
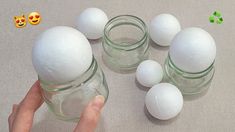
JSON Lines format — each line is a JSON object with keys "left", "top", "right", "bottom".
{"left": 145, "top": 83, "right": 183, "bottom": 120}
{"left": 149, "top": 14, "right": 181, "bottom": 46}
{"left": 76, "top": 8, "right": 108, "bottom": 39}
{"left": 32, "top": 26, "right": 93, "bottom": 83}
{"left": 136, "top": 60, "right": 163, "bottom": 87}
{"left": 169, "top": 27, "right": 216, "bottom": 73}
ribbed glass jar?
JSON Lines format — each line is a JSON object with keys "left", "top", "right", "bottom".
{"left": 164, "top": 55, "right": 215, "bottom": 95}
{"left": 102, "top": 15, "right": 149, "bottom": 72}
{"left": 39, "top": 57, "right": 109, "bottom": 121}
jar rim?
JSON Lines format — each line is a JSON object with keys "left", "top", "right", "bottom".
{"left": 39, "top": 56, "right": 98, "bottom": 92}
{"left": 167, "top": 54, "right": 215, "bottom": 76}
{"left": 103, "top": 15, "right": 148, "bottom": 50}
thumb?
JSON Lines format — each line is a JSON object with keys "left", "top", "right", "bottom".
{"left": 74, "top": 95, "right": 105, "bottom": 132}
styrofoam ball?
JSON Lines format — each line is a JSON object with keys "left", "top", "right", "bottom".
{"left": 136, "top": 60, "right": 163, "bottom": 87}
{"left": 145, "top": 83, "right": 183, "bottom": 120}
{"left": 32, "top": 26, "right": 93, "bottom": 83}
{"left": 169, "top": 27, "right": 216, "bottom": 73}
{"left": 76, "top": 8, "right": 108, "bottom": 39}
{"left": 149, "top": 14, "right": 181, "bottom": 46}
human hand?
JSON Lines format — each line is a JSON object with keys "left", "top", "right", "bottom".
{"left": 8, "top": 81, "right": 105, "bottom": 132}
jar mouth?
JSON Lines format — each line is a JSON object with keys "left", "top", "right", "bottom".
{"left": 39, "top": 56, "right": 98, "bottom": 92}
{"left": 103, "top": 15, "right": 148, "bottom": 50}
{"left": 167, "top": 54, "right": 215, "bottom": 77}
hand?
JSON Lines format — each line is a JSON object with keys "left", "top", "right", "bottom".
{"left": 8, "top": 81, "right": 105, "bottom": 132}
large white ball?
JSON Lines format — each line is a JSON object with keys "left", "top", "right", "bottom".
{"left": 32, "top": 26, "right": 93, "bottom": 83}
{"left": 136, "top": 60, "right": 163, "bottom": 87}
{"left": 169, "top": 27, "right": 216, "bottom": 73}
{"left": 149, "top": 14, "right": 181, "bottom": 46}
{"left": 76, "top": 8, "right": 108, "bottom": 39}
{"left": 145, "top": 83, "right": 183, "bottom": 120}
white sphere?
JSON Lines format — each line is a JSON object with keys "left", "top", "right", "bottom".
{"left": 136, "top": 60, "right": 163, "bottom": 87}
{"left": 32, "top": 26, "right": 93, "bottom": 83}
{"left": 149, "top": 14, "right": 181, "bottom": 46}
{"left": 76, "top": 8, "right": 108, "bottom": 39}
{"left": 169, "top": 27, "right": 216, "bottom": 73}
{"left": 145, "top": 83, "right": 183, "bottom": 120}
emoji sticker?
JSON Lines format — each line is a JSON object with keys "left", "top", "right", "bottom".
{"left": 14, "top": 15, "right": 27, "bottom": 28}
{"left": 28, "top": 12, "right": 41, "bottom": 25}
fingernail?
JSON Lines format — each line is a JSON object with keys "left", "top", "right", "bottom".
{"left": 92, "top": 95, "right": 105, "bottom": 111}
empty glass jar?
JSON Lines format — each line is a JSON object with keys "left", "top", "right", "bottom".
{"left": 164, "top": 55, "right": 215, "bottom": 95}
{"left": 102, "top": 15, "right": 149, "bottom": 72}
{"left": 40, "top": 57, "right": 109, "bottom": 121}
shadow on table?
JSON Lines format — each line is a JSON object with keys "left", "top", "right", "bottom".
{"left": 32, "top": 111, "right": 106, "bottom": 132}
{"left": 135, "top": 78, "right": 149, "bottom": 92}
{"left": 89, "top": 38, "right": 102, "bottom": 45}
{"left": 144, "top": 105, "right": 179, "bottom": 125}
{"left": 149, "top": 38, "right": 169, "bottom": 51}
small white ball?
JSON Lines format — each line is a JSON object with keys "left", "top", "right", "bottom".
{"left": 149, "top": 14, "right": 181, "bottom": 46}
{"left": 145, "top": 83, "right": 183, "bottom": 120}
{"left": 170, "top": 27, "right": 216, "bottom": 73}
{"left": 32, "top": 26, "right": 93, "bottom": 83}
{"left": 136, "top": 60, "right": 163, "bottom": 87}
{"left": 76, "top": 8, "right": 108, "bottom": 39}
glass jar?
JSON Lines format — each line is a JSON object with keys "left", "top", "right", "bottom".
{"left": 164, "top": 55, "right": 215, "bottom": 95}
{"left": 102, "top": 15, "right": 149, "bottom": 72}
{"left": 39, "top": 57, "right": 109, "bottom": 121}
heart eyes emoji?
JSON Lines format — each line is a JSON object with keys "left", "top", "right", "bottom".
{"left": 14, "top": 15, "right": 27, "bottom": 28}
{"left": 28, "top": 12, "right": 41, "bottom": 25}
{"left": 14, "top": 12, "right": 41, "bottom": 28}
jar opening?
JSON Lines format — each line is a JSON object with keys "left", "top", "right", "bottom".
{"left": 167, "top": 54, "right": 215, "bottom": 78}
{"left": 104, "top": 15, "right": 148, "bottom": 50}
{"left": 39, "top": 56, "right": 98, "bottom": 92}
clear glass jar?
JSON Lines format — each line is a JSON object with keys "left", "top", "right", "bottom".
{"left": 39, "top": 57, "right": 109, "bottom": 121}
{"left": 164, "top": 55, "right": 215, "bottom": 95}
{"left": 102, "top": 15, "right": 149, "bottom": 72}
